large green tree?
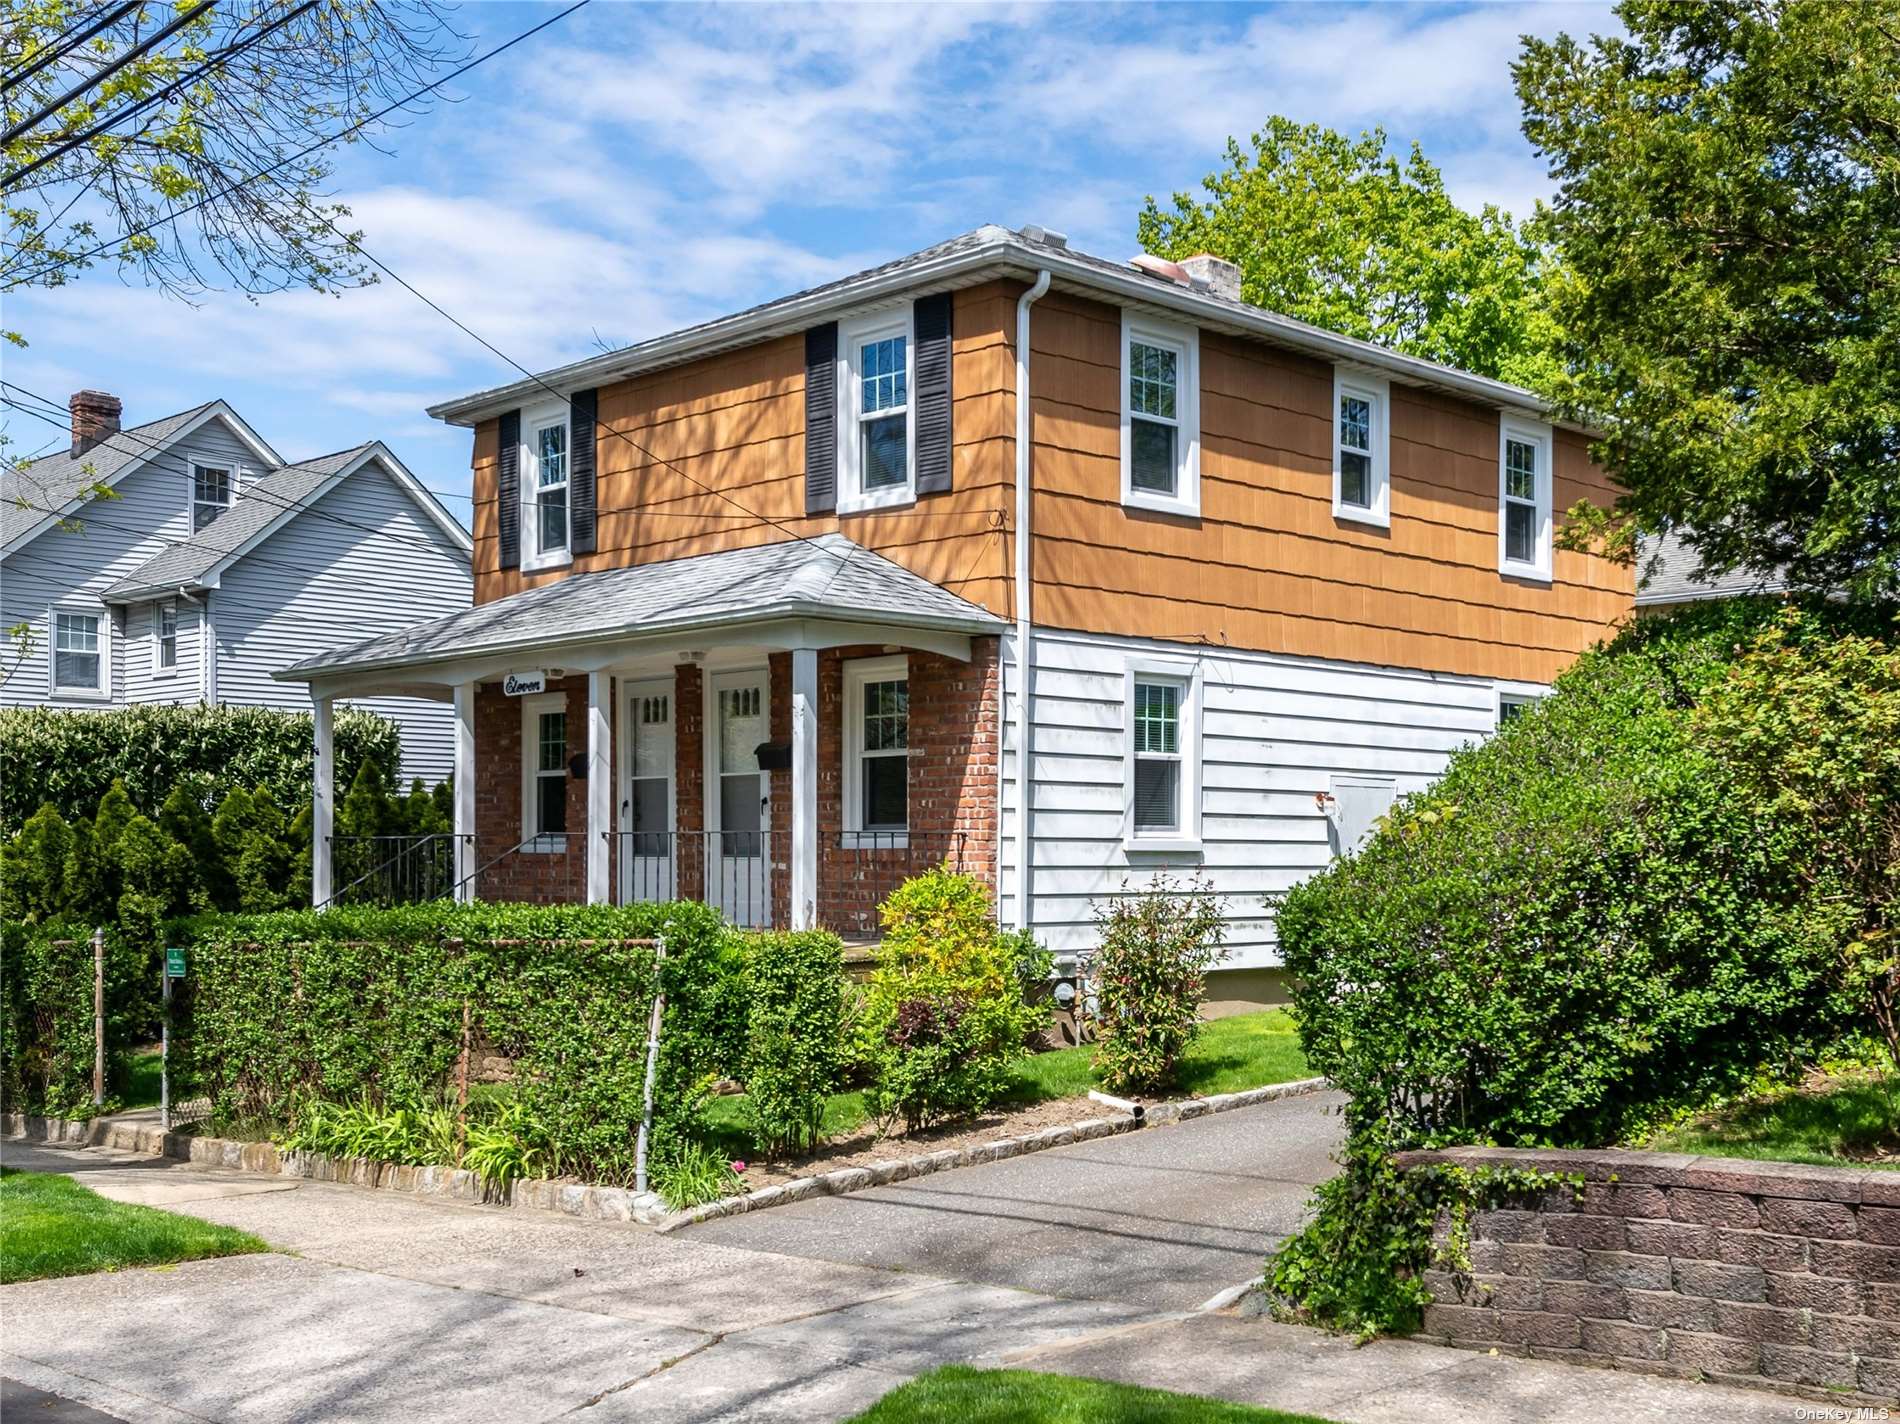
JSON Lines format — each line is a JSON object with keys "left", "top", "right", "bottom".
{"left": 1137, "top": 116, "right": 1560, "bottom": 387}
{"left": 1517, "top": 0, "right": 1900, "bottom": 598}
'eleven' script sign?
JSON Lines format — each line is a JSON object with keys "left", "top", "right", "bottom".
{"left": 503, "top": 670, "right": 547, "bottom": 697}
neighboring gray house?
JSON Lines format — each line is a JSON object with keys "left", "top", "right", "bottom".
{"left": 1636, "top": 528, "right": 1787, "bottom": 610}
{"left": 1, "top": 390, "right": 473, "bottom": 781}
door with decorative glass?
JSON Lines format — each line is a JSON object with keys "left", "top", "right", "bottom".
{"left": 708, "top": 670, "right": 769, "bottom": 927}
{"left": 619, "top": 680, "right": 674, "bottom": 905}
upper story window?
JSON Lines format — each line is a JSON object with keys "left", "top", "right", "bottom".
{"left": 837, "top": 311, "right": 914, "bottom": 513}
{"left": 1332, "top": 369, "right": 1390, "bottom": 527}
{"left": 1121, "top": 312, "right": 1199, "bottom": 516}
{"left": 522, "top": 692, "right": 568, "bottom": 849}
{"left": 522, "top": 405, "right": 571, "bottom": 570}
{"left": 156, "top": 600, "right": 178, "bottom": 674}
{"left": 192, "top": 464, "right": 232, "bottom": 531}
{"left": 51, "top": 606, "right": 107, "bottom": 696}
{"left": 1498, "top": 417, "right": 1554, "bottom": 581}
{"left": 843, "top": 655, "right": 909, "bottom": 842}
{"left": 1123, "top": 655, "right": 1202, "bottom": 852}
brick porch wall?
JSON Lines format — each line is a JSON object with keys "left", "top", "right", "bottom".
{"left": 1398, "top": 1145, "right": 1900, "bottom": 1407}
{"left": 472, "top": 675, "right": 589, "bottom": 903}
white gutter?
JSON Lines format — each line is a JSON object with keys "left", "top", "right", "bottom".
{"left": 1013, "top": 270, "right": 1051, "bottom": 932}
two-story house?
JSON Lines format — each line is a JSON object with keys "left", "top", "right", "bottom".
{"left": 283, "top": 225, "right": 1632, "bottom": 1003}
{"left": 2, "top": 391, "right": 473, "bottom": 781}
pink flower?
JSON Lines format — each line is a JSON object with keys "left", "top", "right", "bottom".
{"left": 731, "top": 1160, "right": 747, "bottom": 1173}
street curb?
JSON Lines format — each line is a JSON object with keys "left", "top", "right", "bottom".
{"left": 4, "top": 1076, "right": 1331, "bottom": 1235}
{"left": 653, "top": 1075, "right": 1333, "bottom": 1233}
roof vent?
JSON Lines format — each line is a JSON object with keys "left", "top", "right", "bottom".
{"left": 1130, "top": 253, "right": 1192, "bottom": 286}
{"left": 1020, "top": 224, "right": 1068, "bottom": 250}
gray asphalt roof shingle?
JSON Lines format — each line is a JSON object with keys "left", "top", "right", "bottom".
{"left": 278, "top": 533, "right": 1005, "bottom": 681}
{"left": 1636, "top": 529, "right": 1788, "bottom": 606}
{"left": 104, "top": 444, "right": 372, "bottom": 600}
{"left": 2, "top": 402, "right": 217, "bottom": 547}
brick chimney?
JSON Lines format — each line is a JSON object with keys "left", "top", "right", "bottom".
{"left": 1180, "top": 254, "right": 1243, "bottom": 302}
{"left": 69, "top": 390, "right": 122, "bottom": 456}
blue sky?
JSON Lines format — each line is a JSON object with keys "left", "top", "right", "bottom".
{"left": 5, "top": 0, "right": 1616, "bottom": 523}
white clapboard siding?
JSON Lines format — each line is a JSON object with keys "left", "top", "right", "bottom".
{"left": 0, "top": 420, "right": 257, "bottom": 707}
{"left": 122, "top": 597, "right": 205, "bottom": 703}
{"left": 211, "top": 458, "right": 469, "bottom": 783}
{"left": 997, "top": 625, "right": 1519, "bottom": 970}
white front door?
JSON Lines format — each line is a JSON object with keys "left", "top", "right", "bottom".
{"left": 619, "top": 680, "right": 674, "bottom": 904}
{"left": 708, "top": 670, "right": 769, "bottom": 927}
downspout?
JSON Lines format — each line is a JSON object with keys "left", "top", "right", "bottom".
{"left": 1013, "top": 270, "right": 1051, "bottom": 932}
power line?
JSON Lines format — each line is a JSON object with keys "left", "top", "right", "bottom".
{"left": 4, "top": 0, "right": 319, "bottom": 191}
{"left": 2, "top": 0, "right": 590, "bottom": 290}
{"left": 2, "top": 0, "right": 217, "bottom": 147}
{"left": 0, "top": 2, "right": 142, "bottom": 96}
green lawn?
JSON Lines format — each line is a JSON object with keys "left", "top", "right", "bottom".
{"left": 0, "top": 1168, "right": 266, "bottom": 1284}
{"left": 844, "top": 1366, "right": 1335, "bottom": 1423}
{"left": 703, "top": 1009, "right": 1308, "bottom": 1160}
{"left": 1648, "top": 1073, "right": 1900, "bottom": 1170}
{"left": 122, "top": 1046, "right": 163, "bottom": 1109}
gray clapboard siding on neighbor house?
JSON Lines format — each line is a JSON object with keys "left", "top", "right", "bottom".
{"left": 122, "top": 596, "right": 206, "bottom": 703}
{"left": 996, "top": 626, "right": 1516, "bottom": 970}
{"left": 212, "top": 456, "right": 470, "bottom": 781}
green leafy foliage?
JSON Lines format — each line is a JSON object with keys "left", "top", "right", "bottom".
{"left": 0, "top": 920, "right": 152, "bottom": 1115}
{"left": 0, "top": 704, "right": 399, "bottom": 836}
{"left": 740, "top": 931, "right": 848, "bottom": 1157}
{"left": 1517, "top": 1, "right": 1900, "bottom": 597}
{"left": 858, "top": 867, "right": 1048, "bottom": 1134}
{"left": 1138, "top": 116, "right": 1559, "bottom": 387}
{"left": 1089, "top": 872, "right": 1227, "bottom": 1096}
{"left": 650, "top": 1139, "right": 744, "bottom": 1210}
{"left": 1268, "top": 598, "right": 1892, "bottom": 1332}
{"left": 279, "top": 1094, "right": 458, "bottom": 1167}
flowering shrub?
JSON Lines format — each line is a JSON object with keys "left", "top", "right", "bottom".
{"left": 1088, "top": 872, "right": 1226, "bottom": 1095}
{"left": 859, "top": 866, "right": 1047, "bottom": 1134}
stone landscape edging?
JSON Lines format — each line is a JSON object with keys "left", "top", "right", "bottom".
{"left": 2, "top": 1075, "right": 1332, "bottom": 1234}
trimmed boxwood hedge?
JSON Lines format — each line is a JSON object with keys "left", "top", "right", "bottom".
{"left": 0, "top": 704, "right": 400, "bottom": 835}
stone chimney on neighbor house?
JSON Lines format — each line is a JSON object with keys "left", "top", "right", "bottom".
{"left": 69, "top": 389, "right": 122, "bottom": 456}
{"left": 1180, "top": 254, "right": 1243, "bottom": 302}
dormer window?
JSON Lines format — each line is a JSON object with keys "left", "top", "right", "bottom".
{"left": 192, "top": 464, "right": 232, "bottom": 531}
{"left": 837, "top": 310, "right": 915, "bottom": 512}
{"left": 521, "top": 403, "right": 571, "bottom": 570}
{"left": 1120, "top": 311, "right": 1200, "bottom": 516}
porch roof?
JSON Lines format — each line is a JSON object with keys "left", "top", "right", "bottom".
{"left": 275, "top": 533, "right": 1005, "bottom": 685}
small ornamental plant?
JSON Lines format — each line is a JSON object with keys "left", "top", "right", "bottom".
{"left": 1088, "top": 871, "right": 1226, "bottom": 1096}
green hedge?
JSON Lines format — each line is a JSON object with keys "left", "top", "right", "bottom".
{"left": 0, "top": 704, "right": 401, "bottom": 835}
{"left": 0, "top": 921, "right": 152, "bottom": 1116}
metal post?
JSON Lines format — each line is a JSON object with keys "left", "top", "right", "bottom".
{"left": 92, "top": 927, "right": 105, "bottom": 1106}
{"left": 160, "top": 963, "right": 172, "bottom": 1131}
{"left": 634, "top": 936, "right": 668, "bottom": 1196}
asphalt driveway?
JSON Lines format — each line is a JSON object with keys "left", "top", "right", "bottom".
{"left": 685, "top": 1089, "right": 1349, "bottom": 1310}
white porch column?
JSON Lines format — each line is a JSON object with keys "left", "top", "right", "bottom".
{"left": 453, "top": 682, "right": 476, "bottom": 903}
{"left": 790, "top": 647, "right": 819, "bottom": 931}
{"left": 587, "top": 671, "right": 612, "bottom": 905}
{"left": 311, "top": 691, "right": 333, "bottom": 907}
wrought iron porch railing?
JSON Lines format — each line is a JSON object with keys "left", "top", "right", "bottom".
{"left": 325, "top": 833, "right": 470, "bottom": 907}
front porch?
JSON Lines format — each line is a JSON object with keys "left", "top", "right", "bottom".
{"left": 288, "top": 536, "right": 1007, "bottom": 936}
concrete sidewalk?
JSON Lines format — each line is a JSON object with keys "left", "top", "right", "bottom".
{"left": 1, "top": 1129, "right": 1807, "bottom": 1423}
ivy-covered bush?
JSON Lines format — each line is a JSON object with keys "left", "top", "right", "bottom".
{"left": 740, "top": 931, "right": 847, "bottom": 1156}
{"left": 1089, "top": 872, "right": 1227, "bottom": 1095}
{"left": 1268, "top": 598, "right": 1892, "bottom": 1335}
{"left": 858, "top": 866, "right": 1047, "bottom": 1134}
{"left": 0, "top": 920, "right": 152, "bottom": 1115}
{"left": 0, "top": 703, "right": 400, "bottom": 835}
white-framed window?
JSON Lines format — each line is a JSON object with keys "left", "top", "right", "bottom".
{"left": 1122, "top": 656, "right": 1202, "bottom": 852}
{"left": 155, "top": 599, "right": 178, "bottom": 676}
{"left": 521, "top": 403, "right": 572, "bottom": 571}
{"left": 1496, "top": 682, "right": 1551, "bottom": 729}
{"left": 49, "top": 604, "right": 109, "bottom": 697}
{"left": 1498, "top": 417, "right": 1554, "bottom": 581}
{"left": 1120, "top": 311, "right": 1200, "bottom": 515}
{"left": 1332, "top": 368, "right": 1390, "bottom": 527}
{"left": 520, "top": 691, "right": 569, "bottom": 850}
{"left": 842, "top": 655, "right": 909, "bottom": 843}
{"left": 191, "top": 463, "right": 233, "bottom": 531}
{"left": 837, "top": 308, "right": 915, "bottom": 513}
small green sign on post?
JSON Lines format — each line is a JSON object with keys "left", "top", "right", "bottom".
{"left": 165, "top": 947, "right": 187, "bottom": 979}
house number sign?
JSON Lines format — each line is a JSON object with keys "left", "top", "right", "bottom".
{"left": 503, "top": 670, "right": 547, "bottom": 697}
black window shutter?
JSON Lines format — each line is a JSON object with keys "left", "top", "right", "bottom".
{"left": 497, "top": 408, "right": 521, "bottom": 570}
{"left": 805, "top": 323, "right": 838, "bottom": 515}
{"left": 913, "top": 293, "right": 954, "bottom": 495}
{"left": 570, "top": 388, "right": 598, "bottom": 554}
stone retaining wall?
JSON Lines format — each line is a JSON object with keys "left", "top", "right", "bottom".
{"left": 1395, "top": 1145, "right": 1900, "bottom": 1406}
